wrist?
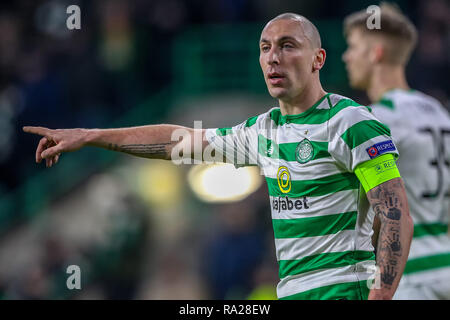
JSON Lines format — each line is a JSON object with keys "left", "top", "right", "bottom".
{"left": 83, "top": 128, "right": 100, "bottom": 147}
{"left": 368, "top": 289, "right": 393, "bottom": 300}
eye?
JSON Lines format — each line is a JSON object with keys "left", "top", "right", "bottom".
{"left": 282, "top": 42, "right": 294, "bottom": 49}
{"left": 260, "top": 45, "right": 270, "bottom": 52}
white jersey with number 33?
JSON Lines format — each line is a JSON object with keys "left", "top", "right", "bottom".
{"left": 371, "top": 89, "right": 450, "bottom": 299}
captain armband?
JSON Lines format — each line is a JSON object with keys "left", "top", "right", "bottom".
{"left": 354, "top": 153, "right": 401, "bottom": 193}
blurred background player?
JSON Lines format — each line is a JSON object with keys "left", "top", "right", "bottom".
{"left": 343, "top": 3, "right": 450, "bottom": 299}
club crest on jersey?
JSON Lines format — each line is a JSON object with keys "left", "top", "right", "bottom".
{"left": 296, "top": 138, "right": 314, "bottom": 164}
{"left": 366, "top": 140, "right": 396, "bottom": 159}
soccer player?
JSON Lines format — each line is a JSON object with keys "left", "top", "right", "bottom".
{"left": 343, "top": 4, "right": 450, "bottom": 299}
{"left": 23, "top": 13, "right": 414, "bottom": 300}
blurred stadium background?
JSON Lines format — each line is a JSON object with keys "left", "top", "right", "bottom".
{"left": 0, "top": 0, "right": 448, "bottom": 299}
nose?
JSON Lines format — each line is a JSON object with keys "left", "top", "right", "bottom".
{"left": 268, "top": 47, "right": 280, "bottom": 65}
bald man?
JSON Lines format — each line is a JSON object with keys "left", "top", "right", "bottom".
{"left": 23, "top": 13, "right": 413, "bottom": 300}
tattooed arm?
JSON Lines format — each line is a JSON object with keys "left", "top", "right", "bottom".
{"left": 23, "top": 125, "right": 208, "bottom": 167}
{"left": 366, "top": 177, "right": 414, "bottom": 300}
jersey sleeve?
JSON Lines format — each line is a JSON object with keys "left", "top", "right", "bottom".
{"left": 204, "top": 115, "right": 260, "bottom": 168}
{"left": 371, "top": 103, "right": 409, "bottom": 148}
{"left": 328, "top": 106, "right": 399, "bottom": 172}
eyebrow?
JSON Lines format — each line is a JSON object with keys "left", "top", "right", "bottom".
{"left": 260, "top": 36, "right": 301, "bottom": 44}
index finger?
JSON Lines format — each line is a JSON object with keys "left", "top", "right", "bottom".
{"left": 23, "top": 126, "right": 51, "bottom": 137}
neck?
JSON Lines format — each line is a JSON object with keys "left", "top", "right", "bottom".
{"left": 367, "top": 64, "right": 410, "bottom": 103}
{"left": 279, "top": 80, "right": 327, "bottom": 115}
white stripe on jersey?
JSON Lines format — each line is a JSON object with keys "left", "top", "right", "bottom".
{"left": 408, "top": 234, "right": 450, "bottom": 260}
{"left": 262, "top": 158, "right": 346, "bottom": 181}
{"left": 275, "top": 230, "right": 355, "bottom": 261}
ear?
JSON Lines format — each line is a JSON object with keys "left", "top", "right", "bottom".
{"left": 370, "top": 43, "right": 384, "bottom": 63}
{"left": 312, "top": 48, "right": 326, "bottom": 72}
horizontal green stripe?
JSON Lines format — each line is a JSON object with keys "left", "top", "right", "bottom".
{"left": 245, "top": 115, "right": 258, "bottom": 128}
{"left": 328, "top": 98, "right": 365, "bottom": 116}
{"left": 340, "top": 120, "right": 391, "bottom": 149}
{"left": 216, "top": 127, "right": 232, "bottom": 136}
{"left": 377, "top": 98, "right": 395, "bottom": 110}
{"left": 258, "top": 135, "right": 329, "bottom": 161}
{"left": 217, "top": 115, "right": 258, "bottom": 136}
{"left": 280, "top": 280, "right": 370, "bottom": 300}
{"left": 404, "top": 253, "right": 450, "bottom": 275}
{"left": 413, "top": 223, "right": 448, "bottom": 238}
{"left": 270, "top": 98, "right": 362, "bottom": 126}
{"left": 278, "top": 251, "right": 375, "bottom": 278}
{"left": 266, "top": 172, "right": 359, "bottom": 198}
{"left": 269, "top": 93, "right": 330, "bottom": 126}
{"left": 272, "top": 211, "right": 357, "bottom": 239}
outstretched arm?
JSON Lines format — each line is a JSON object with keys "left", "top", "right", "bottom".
{"left": 23, "top": 125, "right": 208, "bottom": 167}
{"left": 366, "top": 177, "right": 414, "bottom": 300}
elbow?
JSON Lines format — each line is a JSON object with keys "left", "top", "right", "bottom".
{"left": 164, "top": 145, "right": 173, "bottom": 161}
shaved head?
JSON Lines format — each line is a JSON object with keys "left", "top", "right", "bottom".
{"left": 268, "top": 13, "right": 322, "bottom": 49}
{"left": 259, "top": 12, "right": 327, "bottom": 103}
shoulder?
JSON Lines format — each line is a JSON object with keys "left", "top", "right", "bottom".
{"left": 372, "top": 89, "right": 449, "bottom": 120}
{"left": 327, "top": 94, "right": 374, "bottom": 129}
{"left": 412, "top": 90, "right": 450, "bottom": 117}
{"left": 372, "top": 89, "right": 413, "bottom": 113}
{"left": 370, "top": 90, "right": 417, "bottom": 124}
{"left": 370, "top": 90, "right": 411, "bottom": 125}
{"left": 254, "top": 106, "right": 281, "bottom": 128}
{"left": 328, "top": 93, "right": 371, "bottom": 116}
{"left": 232, "top": 107, "right": 278, "bottom": 131}
{"left": 371, "top": 100, "right": 397, "bottom": 123}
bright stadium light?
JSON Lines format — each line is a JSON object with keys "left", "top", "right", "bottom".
{"left": 187, "top": 163, "right": 262, "bottom": 203}
{"left": 136, "top": 160, "right": 184, "bottom": 209}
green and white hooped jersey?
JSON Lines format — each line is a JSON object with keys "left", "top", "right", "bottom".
{"left": 205, "top": 93, "right": 399, "bottom": 299}
{"left": 371, "top": 89, "right": 450, "bottom": 289}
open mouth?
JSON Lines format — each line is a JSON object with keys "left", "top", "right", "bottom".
{"left": 268, "top": 72, "right": 284, "bottom": 79}
{"left": 268, "top": 73, "right": 285, "bottom": 85}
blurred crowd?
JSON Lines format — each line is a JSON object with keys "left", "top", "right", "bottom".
{"left": 0, "top": 0, "right": 448, "bottom": 299}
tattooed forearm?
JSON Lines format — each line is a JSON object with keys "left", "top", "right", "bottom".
{"left": 380, "top": 265, "right": 397, "bottom": 285}
{"left": 107, "top": 142, "right": 174, "bottom": 159}
{"left": 376, "top": 223, "right": 402, "bottom": 286}
{"left": 367, "top": 177, "right": 413, "bottom": 299}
